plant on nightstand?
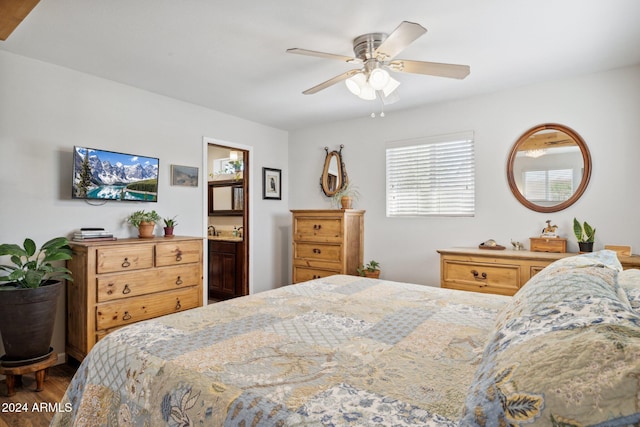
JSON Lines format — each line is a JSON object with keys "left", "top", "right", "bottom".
{"left": 357, "top": 260, "right": 381, "bottom": 278}
{"left": 573, "top": 217, "right": 596, "bottom": 252}
{"left": 127, "top": 210, "right": 161, "bottom": 238}
{"left": 0, "top": 237, "right": 73, "bottom": 364}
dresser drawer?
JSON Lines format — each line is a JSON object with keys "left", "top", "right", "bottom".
{"left": 293, "top": 217, "right": 343, "bottom": 243}
{"left": 96, "top": 265, "right": 201, "bottom": 302}
{"left": 96, "top": 244, "right": 154, "bottom": 273}
{"left": 442, "top": 260, "right": 520, "bottom": 295}
{"left": 293, "top": 266, "right": 340, "bottom": 283}
{"left": 156, "top": 240, "right": 202, "bottom": 266}
{"left": 293, "top": 242, "right": 343, "bottom": 263}
{"left": 95, "top": 287, "right": 199, "bottom": 330}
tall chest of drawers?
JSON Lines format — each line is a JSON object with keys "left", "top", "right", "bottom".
{"left": 291, "top": 209, "right": 364, "bottom": 283}
{"left": 66, "top": 236, "right": 203, "bottom": 361}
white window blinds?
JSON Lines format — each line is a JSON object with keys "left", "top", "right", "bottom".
{"left": 386, "top": 131, "right": 475, "bottom": 217}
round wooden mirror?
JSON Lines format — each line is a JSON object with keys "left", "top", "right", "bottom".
{"left": 321, "top": 146, "right": 347, "bottom": 196}
{"left": 507, "top": 123, "right": 591, "bottom": 213}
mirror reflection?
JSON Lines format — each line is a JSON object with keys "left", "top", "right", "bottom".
{"left": 507, "top": 124, "right": 591, "bottom": 213}
{"left": 321, "top": 146, "right": 347, "bottom": 196}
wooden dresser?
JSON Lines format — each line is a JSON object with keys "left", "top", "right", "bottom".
{"left": 291, "top": 209, "right": 364, "bottom": 283}
{"left": 66, "top": 236, "right": 203, "bottom": 361}
{"left": 438, "top": 247, "right": 640, "bottom": 296}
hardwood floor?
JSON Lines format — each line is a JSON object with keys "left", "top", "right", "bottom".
{"left": 0, "top": 362, "right": 77, "bottom": 427}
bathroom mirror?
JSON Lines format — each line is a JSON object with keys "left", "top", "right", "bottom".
{"left": 320, "top": 145, "right": 347, "bottom": 196}
{"left": 208, "top": 180, "right": 243, "bottom": 216}
{"left": 507, "top": 123, "right": 591, "bottom": 213}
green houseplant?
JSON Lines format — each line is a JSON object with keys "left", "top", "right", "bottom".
{"left": 0, "top": 237, "right": 73, "bottom": 363}
{"left": 573, "top": 217, "right": 596, "bottom": 252}
{"left": 331, "top": 182, "right": 361, "bottom": 209}
{"left": 127, "top": 209, "right": 161, "bottom": 238}
{"left": 357, "top": 260, "right": 381, "bottom": 278}
{"left": 163, "top": 216, "right": 178, "bottom": 237}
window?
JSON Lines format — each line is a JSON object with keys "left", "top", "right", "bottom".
{"left": 523, "top": 169, "right": 573, "bottom": 202}
{"left": 386, "top": 131, "right": 475, "bottom": 217}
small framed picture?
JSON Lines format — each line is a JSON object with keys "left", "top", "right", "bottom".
{"left": 262, "top": 167, "right": 281, "bottom": 200}
{"left": 171, "top": 165, "right": 199, "bottom": 187}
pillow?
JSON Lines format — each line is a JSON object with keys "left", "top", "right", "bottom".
{"left": 461, "top": 251, "right": 640, "bottom": 426}
{"left": 619, "top": 268, "right": 640, "bottom": 312}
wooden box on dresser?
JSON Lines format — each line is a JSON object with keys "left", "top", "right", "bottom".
{"left": 66, "top": 236, "right": 203, "bottom": 361}
{"left": 291, "top": 209, "right": 364, "bottom": 283}
{"left": 438, "top": 247, "right": 640, "bottom": 296}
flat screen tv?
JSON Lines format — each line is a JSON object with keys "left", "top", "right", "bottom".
{"left": 72, "top": 146, "right": 159, "bottom": 202}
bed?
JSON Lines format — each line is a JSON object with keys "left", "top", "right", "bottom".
{"left": 52, "top": 250, "right": 640, "bottom": 426}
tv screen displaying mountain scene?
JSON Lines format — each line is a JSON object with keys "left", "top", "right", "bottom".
{"left": 72, "top": 146, "right": 159, "bottom": 202}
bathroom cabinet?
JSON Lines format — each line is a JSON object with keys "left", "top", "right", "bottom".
{"left": 208, "top": 239, "right": 244, "bottom": 300}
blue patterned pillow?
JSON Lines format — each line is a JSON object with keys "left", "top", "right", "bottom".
{"left": 461, "top": 251, "right": 640, "bottom": 426}
{"left": 619, "top": 268, "right": 640, "bottom": 312}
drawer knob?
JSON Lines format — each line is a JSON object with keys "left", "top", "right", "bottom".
{"left": 175, "top": 276, "right": 183, "bottom": 286}
{"left": 122, "top": 311, "right": 132, "bottom": 321}
{"left": 175, "top": 299, "right": 182, "bottom": 310}
{"left": 175, "top": 250, "right": 183, "bottom": 262}
{"left": 121, "top": 258, "right": 131, "bottom": 268}
{"left": 313, "top": 248, "right": 322, "bottom": 254}
{"left": 122, "top": 284, "right": 131, "bottom": 294}
{"left": 313, "top": 224, "right": 322, "bottom": 230}
{"left": 471, "top": 270, "right": 487, "bottom": 280}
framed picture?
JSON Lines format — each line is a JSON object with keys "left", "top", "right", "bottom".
{"left": 171, "top": 165, "right": 199, "bottom": 187}
{"left": 262, "top": 167, "right": 281, "bottom": 200}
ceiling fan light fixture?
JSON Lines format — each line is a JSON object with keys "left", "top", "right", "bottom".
{"left": 381, "top": 75, "right": 400, "bottom": 97}
{"left": 368, "top": 67, "right": 390, "bottom": 90}
{"left": 345, "top": 73, "right": 366, "bottom": 96}
{"left": 358, "top": 83, "right": 376, "bottom": 100}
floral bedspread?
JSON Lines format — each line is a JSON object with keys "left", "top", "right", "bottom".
{"left": 52, "top": 275, "right": 509, "bottom": 426}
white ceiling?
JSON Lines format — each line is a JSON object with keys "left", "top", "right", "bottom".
{"left": 2, "top": 0, "right": 640, "bottom": 131}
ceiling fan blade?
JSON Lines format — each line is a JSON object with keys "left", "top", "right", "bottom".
{"left": 287, "top": 48, "right": 359, "bottom": 63}
{"left": 302, "top": 69, "right": 361, "bottom": 95}
{"left": 389, "top": 59, "right": 470, "bottom": 79}
{"left": 374, "top": 21, "right": 427, "bottom": 61}
{"left": 0, "top": 0, "right": 40, "bottom": 41}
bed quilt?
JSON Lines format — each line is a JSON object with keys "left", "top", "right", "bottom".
{"left": 52, "top": 275, "right": 510, "bottom": 426}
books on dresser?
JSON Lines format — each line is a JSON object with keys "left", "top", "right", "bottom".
{"left": 72, "top": 228, "right": 116, "bottom": 242}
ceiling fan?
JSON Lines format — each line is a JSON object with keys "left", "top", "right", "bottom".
{"left": 287, "top": 21, "right": 470, "bottom": 102}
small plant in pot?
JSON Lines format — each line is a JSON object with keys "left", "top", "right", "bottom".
{"left": 0, "top": 237, "right": 73, "bottom": 365}
{"left": 163, "top": 216, "right": 178, "bottom": 237}
{"left": 331, "top": 182, "right": 361, "bottom": 209}
{"left": 573, "top": 217, "right": 596, "bottom": 253}
{"left": 357, "top": 260, "right": 381, "bottom": 278}
{"left": 127, "top": 209, "right": 161, "bottom": 238}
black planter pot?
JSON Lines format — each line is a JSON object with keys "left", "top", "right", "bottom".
{"left": 0, "top": 280, "right": 61, "bottom": 365}
{"left": 578, "top": 242, "right": 594, "bottom": 253}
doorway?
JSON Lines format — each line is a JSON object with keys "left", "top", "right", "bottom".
{"left": 205, "top": 141, "right": 250, "bottom": 302}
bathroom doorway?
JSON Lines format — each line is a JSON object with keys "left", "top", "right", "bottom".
{"left": 206, "top": 142, "right": 250, "bottom": 302}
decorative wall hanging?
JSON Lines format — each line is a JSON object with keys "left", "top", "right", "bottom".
{"left": 262, "top": 167, "right": 281, "bottom": 200}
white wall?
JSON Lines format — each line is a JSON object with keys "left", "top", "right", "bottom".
{"left": 289, "top": 64, "right": 640, "bottom": 286}
{"left": 0, "top": 50, "right": 289, "bottom": 361}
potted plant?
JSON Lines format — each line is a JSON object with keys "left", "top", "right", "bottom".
{"left": 0, "top": 237, "right": 73, "bottom": 364}
{"left": 163, "top": 216, "right": 178, "bottom": 237}
{"left": 127, "top": 209, "right": 161, "bottom": 238}
{"left": 331, "top": 182, "right": 361, "bottom": 209}
{"left": 357, "top": 260, "right": 381, "bottom": 278}
{"left": 573, "top": 217, "right": 596, "bottom": 252}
